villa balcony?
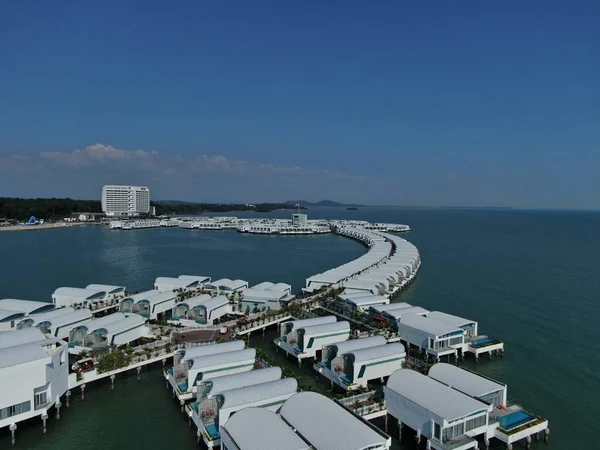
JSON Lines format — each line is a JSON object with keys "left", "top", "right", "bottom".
{"left": 491, "top": 407, "right": 548, "bottom": 444}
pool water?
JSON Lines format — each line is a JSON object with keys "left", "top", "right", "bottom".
{"left": 470, "top": 337, "right": 495, "bottom": 346}
{"left": 498, "top": 410, "right": 535, "bottom": 429}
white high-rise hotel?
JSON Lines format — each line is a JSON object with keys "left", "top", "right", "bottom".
{"left": 101, "top": 185, "right": 150, "bottom": 216}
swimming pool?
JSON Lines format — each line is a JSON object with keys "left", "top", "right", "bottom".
{"left": 470, "top": 337, "right": 495, "bottom": 346}
{"left": 498, "top": 410, "right": 535, "bottom": 430}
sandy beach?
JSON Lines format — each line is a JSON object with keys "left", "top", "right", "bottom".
{"left": 0, "top": 222, "right": 88, "bottom": 232}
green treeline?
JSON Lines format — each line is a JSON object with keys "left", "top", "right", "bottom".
{"left": 0, "top": 197, "right": 305, "bottom": 221}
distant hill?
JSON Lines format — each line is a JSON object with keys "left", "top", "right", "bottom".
{"left": 285, "top": 200, "right": 364, "bottom": 208}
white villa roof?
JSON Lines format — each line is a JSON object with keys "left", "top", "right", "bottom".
{"left": 21, "top": 307, "right": 76, "bottom": 325}
{"left": 370, "top": 302, "right": 412, "bottom": 313}
{"left": 243, "top": 288, "right": 286, "bottom": 301}
{"left": 347, "top": 343, "right": 406, "bottom": 364}
{"left": 207, "top": 278, "right": 247, "bottom": 290}
{"left": 285, "top": 316, "right": 336, "bottom": 331}
{"left": 326, "top": 336, "right": 388, "bottom": 355}
{"left": 86, "top": 284, "right": 125, "bottom": 294}
{"left": 198, "top": 295, "right": 229, "bottom": 311}
{"left": 38, "top": 308, "right": 92, "bottom": 329}
{"left": 344, "top": 295, "right": 388, "bottom": 307}
{"left": 155, "top": 277, "right": 195, "bottom": 288}
{"left": 0, "top": 309, "right": 26, "bottom": 322}
{"left": 180, "top": 341, "right": 245, "bottom": 361}
{"left": 53, "top": 287, "right": 106, "bottom": 300}
{"left": 0, "top": 342, "right": 50, "bottom": 369}
{"left": 386, "top": 369, "right": 490, "bottom": 421}
{"left": 189, "top": 348, "right": 256, "bottom": 370}
{"left": 299, "top": 321, "right": 350, "bottom": 336}
{"left": 251, "top": 281, "right": 274, "bottom": 290}
{"left": 128, "top": 290, "right": 160, "bottom": 302}
{"left": 179, "top": 295, "right": 213, "bottom": 309}
{"left": 201, "top": 367, "right": 282, "bottom": 399}
{"left": 342, "top": 280, "right": 382, "bottom": 291}
{"left": 99, "top": 314, "right": 144, "bottom": 334}
{"left": 399, "top": 314, "right": 461, "bottom": 337}
{"left": 280, "top": 391, "right": 388, "bottom": 450}
{"left": 143, "top": 291, "right": 175, "bottom": 305}
{"left": 219, "top": 378, "right": 298, "bottom": 410}
{"left": 268, "top": 283, "right": 291, "bottom": 292}
{"left": 178, "top": 275, "right": 211, "bottom": 283}
{"left": 222, "top": 408, "right": 310, "bottom": 450}
{"left": 76, "top": 312, "right": 126, "bottom": 332}
{"left": 428, "top": 311, "right": 476, "bottom": 328}
{"left": 338, "top": 292, "right": 376, "bottom": 300}
{"left": 383, "top": 306, "right": 429, "bottom": 320}
{"left": 0, "top": 327, "right": 47, "bottom": 348}
{"left": 0, "top": 299, "right": 56, "bottom": 315}
{"left": 428, "top": 363, "right": 505, "bottom": 399}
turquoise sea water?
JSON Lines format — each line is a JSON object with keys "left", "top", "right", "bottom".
{"left": 1, "top": 207, "right": 599, "bottom": 449}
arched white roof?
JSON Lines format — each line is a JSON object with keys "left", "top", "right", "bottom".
{"left": 179, "top": 340, "right": 245, "bottom": 361}
{"left": 347, "top": 343, "right": 406, "bottom": 363}
{"left": 399, "top": 313, "right": 460, "bottom": 336}
{"left": 285, "top": 316, "right": 336, "bottom": 331}
{"left": 179, "top": 294, "right": 212, "bottom": 309}
{"left": 242, "top": 288, "right": 286, "bottom": 301}
{"left": 127, "top": 290, "right": 160, "bottom": 303}
{"left": 155, "top": 277, "right": 196, "bottom": 289}
{"left": 222, "top": 407, "right": 310, "bottom": 450}
{"left": 0, "top": 299, "right": 56, "bottom": 315}
{"left": 326, "top": 336, "right": 388, "bottom": 356}
{"left": 53, "top": 287, "right": 106, "bottom": 300}
{"left": 140, "top": 291, "right": 175, "bottom": 306}
{"left": 370, "top": 302, "right": 412, "bottom": 313}
{"left": 97, "top": 314, "right": 144, "bottom": 334}
{"left": 37, "top": 309, "right": 92, "bottom": 330}
{"left": 189, "top": 348, "right": 256, "bottom": 370}
{"left": 280, "top": 391, "right": 388, "bottom": 450}
{"left": 19, "top": 307, "right": 75, "bottom": 326}
{"left": 299, "top": 321, "right": 350, "bottom": 336}
{"left": 86, "top": 284, "right": 125, "bottom": 294}
{"left": 178, "top": 275, "right": 211, "bottom": 283}
{"left": 0, "top": 343, "right": 50, "bottom": 369}
{"left": 201, "top": 367, "right": 282, "bottom": 399}
{"left": 251, "top": 281, "right": 274, "bottom": 290}
{"left": 428, "top": 363, "right": 505, "bottom": 398}
{"left": 0, "top": 327, "right": 47, "bottom": 349}
{"left": 197, "top": 295, "right": 229, "bottom": 311}
{"left": 0, "top": 309, "right": 26, "bottom": 322}
{"left": 75, "top": 312, "right": 126, "bottom": 332}
{"left": 218, "top": 378, "right": 298, "bottom": 410}
{"left": 268, "top": 282, "right": 292, "bottom": 292}
{"left": 427, "top": 311, "right": 476, "bottom": 328}
{"left": 386, "top": 369, "right": 489, "bottom": 421}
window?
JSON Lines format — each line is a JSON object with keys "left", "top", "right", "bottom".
{"left": 464, "top": 414, "right": 487, "bottom": 432}
{"left": 434, "top": 422, "right": 441, "bottom": 440}
{"left": 34, "top": 391, "right": 48, "bottom": 410}
{"left": 0, "top": 401, "right": 31, "bottom": 419}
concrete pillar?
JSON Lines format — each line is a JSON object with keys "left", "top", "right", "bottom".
{"left": 180, "top": 399, "right": 185, "bottom": 412}
{"left": 55, "top": 401, "right": 62, "bottom": 420}
{"left": 416, "top": 429, "right": 421, "bottom": 443}
{"left": 526, "top": 436, "right": 532, "bottom": 449}
{"left": 484, "top": 438, "right": 490, "bottom": 449}
{"left": 110, "top": 374, "right": 116, "bottom": 389}
{"left": 426, "top": 439, "right": 432, "bottom": 449}
{"left": 42, "top": 413, "right": 48, "bottom": 433}
{"left": 262, "top": 327, "right": 266, "bottom": 336}
{"left": 9, "top": 423, "right": 16, "bottom": 445}
{"left": 298, "top": 358, "right": 302, "bottom": 368}
{"left": 384, "top": 414, "right": 388, "bottom": 432}
{"left": 80, "top": 384, "right": 86, "bottom": 400}
{"left": 398, "top": 421, "right": 403, "bottom": 442}
{"left": 137, "top": 366, "right": 142, "bottom": 380}
{"left": 535, "top": 432, "right": 540, "bottom": 441}
{"left": 196, "top": 430, "right": 201, "bottom": 443}
{"left": 506, "top": 444, "right": 512, "bottom": 450}
{"left": 66, "top": 390, "right": 71, "bottom": 407}
{"left": 544, "top": 428, "right": 550, "bottom": 442}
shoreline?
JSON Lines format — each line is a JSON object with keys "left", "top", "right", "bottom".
{"left": 0, "top": 222, "right": 88, "bottom": 232}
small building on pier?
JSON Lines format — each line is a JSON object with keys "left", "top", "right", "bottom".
{"left": 18, "top": 308, "right": 92, "bottom": 339}
{"left": 279, "top": 320, "right": 351, "bottom": 360}
{"left": 279, "top": 391, "right": 392, "bottom": 450}
{"left": 205, "top": 278, "right": 249, "bottom": 295}
{"left": 195, "top": 366, "right": 282, "bottom": 402}
{"left": 384, "top": 369, "right": 491, "bottom": 450}
{"left": 0, "top": 328, "right": 68, "bottom": 432}
{"left": 81, "top": 313, "right": 145, "bottom": 349}
{"left": 52, "top": 287, "right": 107, "bottom": 308}
{"left": 337, "top": 294, "right": 389, "bottom": 312}
{"left": 397, "top": 313, "right": 465, "bottom": 360}
{"left": 221, "top": 407, "right": 311, "bottom": 450}
{"left": 85, "top": 284, "right": 126, "bottom": 300}
{"left": 170, "top": 348, "right": 256, "bottom": 401}
{"left": 191, "top": 378, "right": 298, "bottom": 447}
{"left": 154, "top": 276, "right": 201, "bottom": 292}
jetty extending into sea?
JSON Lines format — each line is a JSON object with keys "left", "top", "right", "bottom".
{"left": 0, "top": 218, "right": 548, "bottom": 450}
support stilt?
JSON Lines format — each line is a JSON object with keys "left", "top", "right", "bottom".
{"left": 110, "top": 374, "right": 116, "bottom": 389}
{"left": 42, "top": 414, "right": 48, "bottom": 434}
{"left": 398, "top": 422, "right": 403, "bottom": 443}
{"left": 544, "top": 428, "right": 550, "bottom": 442}
{"left": 526, "top": 436, "right": 532, "bottom": 449}
{"left": 80, "top": 384, "right": 86, "bottom": 400}
{"left": 137, "top": 366, "right": 142, "bottom": 380}
{"left": 56, "top": 401, "right": 61, "bottom": 420}
{"left": 10, "top": 424, "right": 16, "bottom": 445}
{"left": 180, "top": 399, "right": 185, "bottom": 412}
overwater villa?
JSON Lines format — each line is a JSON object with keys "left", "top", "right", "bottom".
{"left": 384, "top": 369, "right": 491, "bottom": 450}
{"left": 220, "top": 407, "right": 311, "bottom": 450}
{"left": 178, "top": 275, "right": 211, "bottom": 286}
{"left": 195, "top": 366, "right": 282, "bottom": 403}
{"left": 204, "top": 278, "right": 248, "bottom": 295}
{"left": 316, "top": 342, "right": 405, "bottom": 391}
{"left": 85, "top": 284, "right": 125, "bottom": 300}
{"left": 277, "top": 319, "right": 351, "bottom": 361}
{"left": 172, "top": 295, "right": 230, "bottom": 324}
{"left": 336, "top": 294, "right": 389, "bottom": 313}
{"left": 190, "top": 378, "right": 298, "bottom": 448}
{"left": 172, "top": 294, "right": 211, "bottom": 318}
{"left": 51, "top": 287, "right": 107, "bottom": 308}
{"left": 154, "top": 277, "right": 199, "bottom": 292}
{"left": 279, "top": 391, "right": 392, "bottom": 450}
{"left": 73, "top": 313, "right": 145, "bottom": 349}
{"left": 380, "top": 306, "right": 429, "bottom": 329}
{"left": 0, "top": 328, "right": 69, "bottom": 433}
{"left": 172, "top": 341, "right": 245, "bottom": 366}
{"left": 397, "top": 313, "right": 465, "bottom": 361}
{"left": 119, "top": 290, "right": 159, "bottom": 313}
{"left": 279, "top": 316, "right": 336, "bottom": 340}
{"left": 68, "top": 312, "right": 126, "bottom": 346}
{"left": 17, "top": 307, "right": 92, "bottom": 339}
{"left": 341, "top": 280, "right": 386, "bottom": 296}
{"left": 318, "top": 336, "right": 388, "bottom": 370}
{"left": 169, "top": 348, "right": 256, "bottom": 401}
{"left": 132, "top": 291, "right": 175, "bottom": 320}
{"left": 240, "top": 286, "right": 295, "bottom": 311}
{"left": 428, "top": 363, "right": 548, "bottom": 449}
{"left": 0, "top": 298, "right": 56, "bottom": 329}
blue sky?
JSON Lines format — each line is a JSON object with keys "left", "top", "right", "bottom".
{"left": 1, "top": 1, "right": 599, "bottom": 208}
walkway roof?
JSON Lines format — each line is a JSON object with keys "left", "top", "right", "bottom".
{"left": 386, "top": 369, "right": 490, "bottom": 421}
{"left": 0, "top": 327, "right": 46, "bottom": 348}
{"left": 0, "top": 299, "right": 56, "bottom": 315}
{"left": 180, "top": 341, "right": 245, "bottom": 361}
{"left": 222, "top": 408, "right": 310, "bottom": 450}
{"left": 280, "top": 391, "right": 389, "bottom": 450}
{"left": 325, "top": 336, "right": 387, "bottom": 356}
{"left": 201, "top": 367, "right": 282, "bottom": 399}
{"left": 347, "top": 343, "right": 406, "bottom": 364}
{"left": 428, "top": 311, "right": 477, "bottom": 328}
{"left": 218, "top": 378, "right": 298, "bottom": 410}
{"left": 428, "top": 363, "right": 505, "bottom": 398}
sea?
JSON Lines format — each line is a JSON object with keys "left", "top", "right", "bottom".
{"left": 1, "top": 207, "right": 599, "bottom": 449}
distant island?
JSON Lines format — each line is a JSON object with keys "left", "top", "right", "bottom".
{"left": 284, "top": 200, "right": 365, "bottom": 208}
{"left": 0, "top": 197, "right": 305, "bottom": 221}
